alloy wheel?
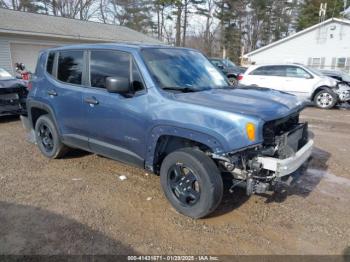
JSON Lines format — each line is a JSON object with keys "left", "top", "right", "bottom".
{"left": 316, "top": 92, "right": 333, "bottom": 108}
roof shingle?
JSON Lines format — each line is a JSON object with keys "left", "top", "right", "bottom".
{"left": 0, "top": 8, "right": 161, "bottom": 44}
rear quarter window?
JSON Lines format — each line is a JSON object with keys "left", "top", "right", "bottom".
{"left": 46, "top": 52, "right": 55, "bottom": 75}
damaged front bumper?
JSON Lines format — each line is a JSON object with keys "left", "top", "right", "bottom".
{"left": 335, "top": 83, "right": 350, "bottom": 102}
{"left": 214, "top": 115, "right": 313, "bottom": 195}
{"left": 257, "top": 139, "right": 314, "bottom": 177}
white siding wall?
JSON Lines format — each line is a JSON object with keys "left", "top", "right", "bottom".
{"left": 247, "top": 21, "right": 350, "bottom": 72}
{"left": 0, "top": 38, "right": 13, "bottom": 74}
{"left": 0, "top": 34, "right": 96, "bottom": 75}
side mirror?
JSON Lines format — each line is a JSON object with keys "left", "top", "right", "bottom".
{"left": 106, "top": 76, "right": 130, "bottom": 94}
{"left": 217, "top": 65, "right": 224, "bottom": 70}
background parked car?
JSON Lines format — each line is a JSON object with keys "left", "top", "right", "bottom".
{"left": 209, "top": 58, "right": 246, "bottom": 86}
{"left": 238, "top": 64, "right": 350, "bottom": 109}
{"left": 321, "top": 70, "right": 350, "bottom": 87}
{"left": 0, "top": 68, "right": 28, "bottom": 116}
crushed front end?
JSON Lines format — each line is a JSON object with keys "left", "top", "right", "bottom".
{"left": 213, "top": 112, "right": 313, "bottom": 195}
{"left": 0, "top": 85, "right": 27, "bottom": 116}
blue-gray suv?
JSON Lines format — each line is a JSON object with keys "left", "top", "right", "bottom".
{"left": 26, "top": 44, "right": 313, "bottom": 218}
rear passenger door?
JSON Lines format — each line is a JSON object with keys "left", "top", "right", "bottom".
{"left": 82, "top": 50, "right": 148, "bottom": 167}
{"left": 44, "top": 50, "right": 89, "bottom": 150}
{"left": 247, "top": 66, "right": 286, "bottom": 90}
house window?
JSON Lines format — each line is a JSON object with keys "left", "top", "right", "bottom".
{"left": 337, "top": 58, "right": 346, "bottom": 68}
{"left": 311, "top": 58, "right": 321, "bottom": 68}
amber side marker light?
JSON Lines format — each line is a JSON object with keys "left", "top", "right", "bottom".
{"left": 246, "top": 122, "right": 256, "bottom": 141}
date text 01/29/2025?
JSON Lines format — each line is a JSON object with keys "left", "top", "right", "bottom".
{"left": 127, "top": 255, "right": 219, "bottom": 261}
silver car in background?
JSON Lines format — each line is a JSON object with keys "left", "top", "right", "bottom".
{"left": 238, "top": 64, "right": 350, "bottom": 109}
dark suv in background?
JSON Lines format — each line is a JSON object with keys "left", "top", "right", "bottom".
{"left": 0, "top": 67, "right": 27, "bottom": 116}
{"left": 209, "top": 58, "right": 246, "bottom": 85}
{"left": 24, "top": 44, "right": 312, "bottom": 218}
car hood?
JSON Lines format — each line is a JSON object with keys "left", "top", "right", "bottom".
{"left": 319, "top": 75, "right": 338, "bottom": 86}
{"left": 0, "top": 79, "right": 26, "bottom": 95}
{"left": 0, "top": 78, "right": 23, "bottom": 88}
{"left": 174, "top": 87, "right": 305, "bottom": 122}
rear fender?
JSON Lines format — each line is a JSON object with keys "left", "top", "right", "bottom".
{"left": 27, "top": 99, "right": 60, "bottom": 134}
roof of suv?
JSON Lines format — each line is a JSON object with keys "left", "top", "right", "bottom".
{"left": 44, "top": 43, "right": 195, "bottom": 52}
{"left": 248, "top": 63, "right": 307, "bottom": 67}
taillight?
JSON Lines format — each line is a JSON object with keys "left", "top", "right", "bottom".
{"left": 237, "top": 74, "right": 244, "bottom": 81}
{"left": 27, "top": 81, "right": 33, "bottom": 91}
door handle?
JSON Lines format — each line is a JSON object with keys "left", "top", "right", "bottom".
{"left": 47, "top": 90, "right": 57, "bottom": 96}
{"left": 84, "top": 97, "right": 99, "bottom": 105}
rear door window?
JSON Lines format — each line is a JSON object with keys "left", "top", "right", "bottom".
{"left": 268, "top": 66, "right": 286, "bottom": 77}
{"left": 250, "top": 66, "right": 285, "bottom": 77}
{"left": 250, "top": 66, "right": 270, "bottom": 76}
{"left": 57, "top": 50, "right": 84, "bottom": 85}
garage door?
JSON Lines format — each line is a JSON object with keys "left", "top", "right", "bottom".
{"left": 10, "top": 43, "right": 57, "bottom": 73}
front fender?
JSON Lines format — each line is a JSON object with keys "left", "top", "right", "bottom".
{"left": 144, "top": 125, "right": 225, "bottom": 171}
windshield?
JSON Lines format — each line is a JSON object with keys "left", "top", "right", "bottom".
{"left": 341, "top": 72, "right": 350, "bottom": 82}
{"left": 0, "top": 68, "right": 14, "bottom": 80}
{"left": 224, "top": 59, "right": 237, "bottom": 68}
{"left": 141, "top": 48, "right": 229, "bottom": 92}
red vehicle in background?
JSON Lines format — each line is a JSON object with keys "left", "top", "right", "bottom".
{"left": 15, "top": 62, "right": 31, "bottom": 81}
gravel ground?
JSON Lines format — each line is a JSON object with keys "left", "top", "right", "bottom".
{"left": 0, "top": 107, "right": 350, "bottom": 255}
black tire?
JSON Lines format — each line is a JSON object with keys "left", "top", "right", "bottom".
{"left": 35, "top": 115, "right": 68, "bottom": 158}
{"left": 228, "top": 77, "right": 237, "bottom": 86}
{"left": 314, "top": 88, "right": 338, "bottom": 109}
{"left": 160, "top": 148, "right": 223, "bottom": 219}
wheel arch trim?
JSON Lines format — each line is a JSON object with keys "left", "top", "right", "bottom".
{"left": 144, "top": 125, "right": 225, "bottom": 172}
{"left": 311, "top": 86, "right": 337, "bottom": 100}
{"left": 27, "top": 99, "right": 61, "bottom": 136}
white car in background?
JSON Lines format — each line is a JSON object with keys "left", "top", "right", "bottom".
{"left": 238, "top": 64, "right": 350, "bottom": 109}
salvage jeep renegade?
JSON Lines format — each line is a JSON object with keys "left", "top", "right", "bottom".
{"left": 26, "top": 44, "right": 313, "bottom": 218}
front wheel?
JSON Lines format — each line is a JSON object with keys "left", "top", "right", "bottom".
{"left": 160, "top": 148, "right": 223, "bottom": 219}
{"left": 314, "top": 88, "right": 338, "bottom": 109}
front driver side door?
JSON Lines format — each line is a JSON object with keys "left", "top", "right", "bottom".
{"left": 82, "top": 50, "right": 149, "bottom": 167}
{"left": 284, "top": 66, "right": 316, "bottom": 100}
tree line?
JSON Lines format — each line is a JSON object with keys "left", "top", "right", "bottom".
{"left": 1, "top": 0, "right": 348, "bottom": 62}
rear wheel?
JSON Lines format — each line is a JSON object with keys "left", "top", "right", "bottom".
{"left": 314, "top": 88, "right": 338, "bottom": 109}
{"left": 160, "top": 148, "right": 223, "bottom": 218}
{"left": 35, "top": 115, "right": 68, "bottom": 158}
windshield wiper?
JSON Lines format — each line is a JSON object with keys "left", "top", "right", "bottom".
{"left": 162, "top": 86, "right": 199, "bottom": 93}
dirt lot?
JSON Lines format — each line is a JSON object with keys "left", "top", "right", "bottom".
{"left": 1, "top": 107, "right": 350, "bottom": 256}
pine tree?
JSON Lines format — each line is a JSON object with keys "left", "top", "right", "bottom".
{"left": 297, "top": 0, "right": 349, "bottom": 31}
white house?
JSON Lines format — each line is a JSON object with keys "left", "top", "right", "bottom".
{"left": 0, "top": 8, "right": 160, "bottom": 75}
{"left": 244, "top": 18, "right": 350, "bottom": 73}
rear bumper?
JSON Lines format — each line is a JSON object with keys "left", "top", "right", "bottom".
{"left": 257, "top": 139, "right": 314, "bottom": 177}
